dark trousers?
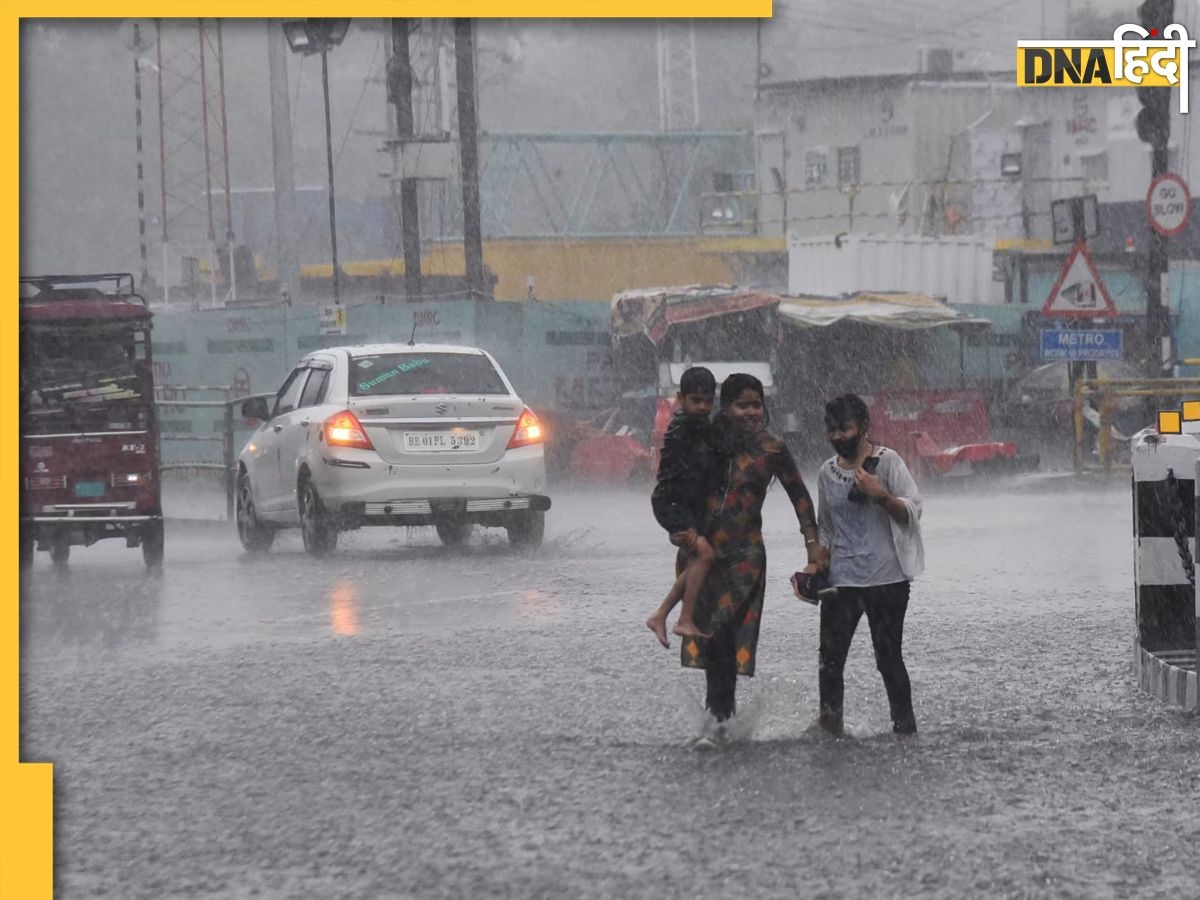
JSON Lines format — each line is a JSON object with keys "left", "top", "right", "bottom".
{"left": 818, "top": 581, "right": 916, "bottom": 734}
{"left": 704, "top": 619, "right": 739, "bottom": 723}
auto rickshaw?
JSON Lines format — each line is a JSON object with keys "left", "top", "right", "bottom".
{"left": 19, "top": 273, "right": 164, "bottom": 568}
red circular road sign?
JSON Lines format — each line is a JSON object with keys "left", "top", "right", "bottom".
{"left": 1146, "top": 173, "right": 1191, "bottom": 237}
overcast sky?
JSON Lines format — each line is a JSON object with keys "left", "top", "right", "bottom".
{"left": 18, "top": 2, "right": 1170, "bottom": 276}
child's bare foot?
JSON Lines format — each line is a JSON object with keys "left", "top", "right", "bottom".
{"left": 646, "top": 616, "right": 670, "bottom": 648}
{"left": 672, "top": 618, "right": 710, "bottom": 640}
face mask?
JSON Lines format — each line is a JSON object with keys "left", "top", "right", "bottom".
{"left": 831, "top": 434, "right": 861, "bottom": 459}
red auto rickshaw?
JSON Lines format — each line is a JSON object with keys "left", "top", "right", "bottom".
{"left": 19, "top": 273, "right": 163, "bottom": 568}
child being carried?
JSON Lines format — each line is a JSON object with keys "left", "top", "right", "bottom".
{"left": 645, "top": 366, "right": 725, "bottom": 648}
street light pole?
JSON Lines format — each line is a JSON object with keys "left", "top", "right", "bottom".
{"left": 321, "top": 47, "right": 340, "bottom": 304}
{"left": 282, "top": 18, "right": 350, "bottom": 306}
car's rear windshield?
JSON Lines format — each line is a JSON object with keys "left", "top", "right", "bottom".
{"left": 349, "top": 353, "right": 509, "bottom": 397}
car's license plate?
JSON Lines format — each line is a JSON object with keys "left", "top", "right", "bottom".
{"left": 404, "top": 430, "right": 481, "bottom": 452}
{"left": 74, "top": 480, "right": 106, "bottom": 498}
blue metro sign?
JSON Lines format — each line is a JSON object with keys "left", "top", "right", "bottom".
{"left": 1040, "top": 329, "right": 1124, "bottom": 361}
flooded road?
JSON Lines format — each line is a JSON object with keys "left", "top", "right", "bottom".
{"left": 20, "top": 479, "right": 1199, "bottom": 899}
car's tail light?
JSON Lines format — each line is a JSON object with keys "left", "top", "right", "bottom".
{"left": 507, "top": 408, "right": 544, "bottom": 449}
{"left": 324, "top": 410, "right": 374, "bottom": 450}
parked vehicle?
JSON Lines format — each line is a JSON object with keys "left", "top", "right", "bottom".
{"left": 866, "top": 389, "right": 1038, "bottom": 482}
{"left": 605, "top": 286, "right": 791, "bottom": 477}
{"left": 19, "top": 273, "right": 164, "bottom": 568}
{"left": 1007, "top": 360, "right": 1145, "bottom": 433}
{"left": 235, "top": 343, "right": 551, "bottom": 554}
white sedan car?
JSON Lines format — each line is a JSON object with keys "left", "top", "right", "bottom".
{"left": 235, "top": 343, "right": 550, "bottom": 555}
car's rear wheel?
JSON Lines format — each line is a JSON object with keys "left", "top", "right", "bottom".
{"left": 506, "top": 510, "right": 545, "bottom": 549}
{"left": 299, "top": 479, "right": 338, "bottom": 556}
{"left": 236, "top": 474, "right": 275, "bottom": 553}
{"left": 435, "top": 519, "right": 471, "bottom": 547}
{"left": 142, "top": 520, "right": 164, "bottom": 569}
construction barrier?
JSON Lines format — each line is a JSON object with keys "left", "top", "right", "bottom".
{"left": 1130, "top": 427, "right": 1199, "bottom": 711}
{"left": 1073, "top": 377, "right": 1200, "bottom": 473}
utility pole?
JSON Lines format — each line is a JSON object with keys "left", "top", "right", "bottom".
{"left": 198, "top": 20, "right": 217, "bottom": 309}
{"left": 1146, "top": 177, "right": 1171, "bottom": 378}
{"left": 1137, "top": 0, "right": 1173, "bottom": 376}
{"left": 216, "top": 21, "right": 236, "bottom": 304}
{"left": 155, "top": 20, "right": 169, "bottom": 310}
{"left": 321, "top": 46, "right": 340, "bottom": 304}
{"left": 754, "top": 18, "right": 763, "bottom": 106}
{"left": 455, "top": 19, "right": 486, "bottom": 300}
{"left": 131, "top": 23, "right": 150, "bottom": 295}
{"left": 267, "top": 20, "right": 301, "bottom": 302}
{"left": 389, "top": 19, "right": 422, "bottom": 301}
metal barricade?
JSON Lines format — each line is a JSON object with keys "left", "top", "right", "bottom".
{"left": 1073, "top": 377, "right": 1200, "bottom": 473}
{"left": 155, "top": 385, "right": 273, "bottom": 521}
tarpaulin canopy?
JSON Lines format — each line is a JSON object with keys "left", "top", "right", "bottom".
{"left": 778, "top": 291, "right": 991, "bottom": 331}
{"left": 611, "top": 285, "right": 781, "bottom": 346}
{"left": 661, "top": 361, "right": 775, "bottom": 394}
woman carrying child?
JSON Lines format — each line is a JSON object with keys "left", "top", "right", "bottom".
{"left": 679, "top": 373, "right": 825, "bottom": 738}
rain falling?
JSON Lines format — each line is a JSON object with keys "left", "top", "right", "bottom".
{"left": 15, "top": 4, "right": 1200, "bottom": 898}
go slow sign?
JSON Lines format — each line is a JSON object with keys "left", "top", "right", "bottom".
{"left": 1147, "top": 173, "right": 1191, "bottom": 237}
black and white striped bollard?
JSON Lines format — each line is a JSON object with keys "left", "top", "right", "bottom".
{"left": 1131, "top": 428, "right": 1199, "bottom": 711}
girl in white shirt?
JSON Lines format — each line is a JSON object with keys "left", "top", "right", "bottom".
{"left": 811, "top": 393, "right": 924, "bottom": 736}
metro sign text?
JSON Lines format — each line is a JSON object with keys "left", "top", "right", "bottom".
{"left": 1040, "top": 329, "right": 1124, "bottom": 361}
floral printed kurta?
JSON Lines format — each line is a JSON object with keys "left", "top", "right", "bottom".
{"left": 679, "top": 431, "right": 817, "bottom": 677}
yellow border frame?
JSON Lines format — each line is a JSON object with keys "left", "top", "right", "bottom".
{"left": 12, "top": 2, "right": 770, "bottom": 18}
{"left": 5, "top": 5, "right": 772, "bottom": 897}
{"left": 4, "top": 13, "right": 50, "bottom": 900}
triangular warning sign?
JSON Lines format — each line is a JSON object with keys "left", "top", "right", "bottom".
{"left": 1042, "top": 242, "right": 1117, "bottom": 318}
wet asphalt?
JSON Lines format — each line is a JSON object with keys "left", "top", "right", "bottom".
{"left": 19, "top": 476, "right": 1200, "bottom": 899}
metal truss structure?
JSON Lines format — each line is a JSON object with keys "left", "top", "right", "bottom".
{"left": 153, "top": 18, "right": 235, "bottom": 306}
{"left": 379, "top": 19, "right": 742, "bottom": 242}
{"left": 419, "top": 130, "right": 754, "bottom": 240}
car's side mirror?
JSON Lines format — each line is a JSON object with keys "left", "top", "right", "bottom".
{"left": 241, "top": 396, "right": 271, "bottom": 422}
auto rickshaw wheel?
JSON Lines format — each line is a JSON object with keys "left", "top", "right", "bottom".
{"left": 19, "top": 528, "right": 34, "bottom": 568}
{"left": 142, "top": 520, "right": 164, "bottom": 569}
{"left": 49, "top": 535, "right": 70, "bottom": 568}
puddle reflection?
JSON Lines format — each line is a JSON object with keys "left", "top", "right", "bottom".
{"left": 517, "top": 588, "right": 558, "bottom": 621}
{"left": 329, "top": 581, "right": 360, "bottom": 636}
